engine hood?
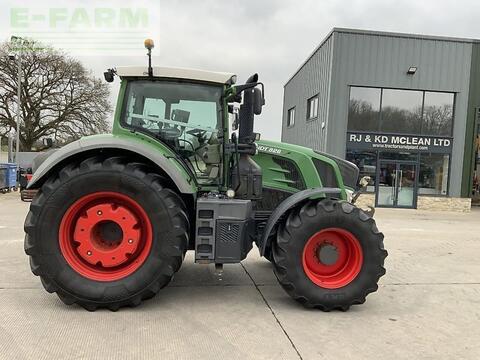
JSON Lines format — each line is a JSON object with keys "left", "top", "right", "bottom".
{"left": 256, "top": 139, "right": 359, "bottom": 190}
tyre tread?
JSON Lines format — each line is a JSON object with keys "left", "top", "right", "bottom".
{"left": 272, "top": 199, "right": 387, "bottom": 311}
{"left": 24, "top": 155, "right": 189, "bottom": 311}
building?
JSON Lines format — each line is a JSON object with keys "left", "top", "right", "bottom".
{"left": 282, "top": 28, "right": 480, "bottom": 210}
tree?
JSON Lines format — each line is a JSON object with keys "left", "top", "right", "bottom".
{"left": 0, "top": 39, "right": 111, "bottom": 151}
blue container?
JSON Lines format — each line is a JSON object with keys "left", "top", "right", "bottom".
{"left": 0, "top": 165, "right": 6, "bottom": 190}
{"left": 0, "top": 163, "right": 17, "bottom": 189}
{"left": 5, "top": 163, "right": 17, "bottom": 188}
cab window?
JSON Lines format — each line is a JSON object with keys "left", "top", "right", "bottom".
{"left": 121, "top": 80, "right": 223, "bottom": 185}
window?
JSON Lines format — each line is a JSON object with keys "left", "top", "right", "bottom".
{"left": 121, "top": 80, "right": 223, "bottom": 184}
{"left": 307, "top": 95, "right": 319, "bottom": 120}
{"left": 381, "top": 89, "right": 423, "bottom": 134}
{"left": 418, "top": 153, "right": 449, "bottom": 195}
{"left": 346, "top": 150, "right": 377, "bottom": 192}
{"left": 287, "top": 107, "right": 295, "bottom": 127}
{"left": 347, "top": 87, "right": 455, "bottom": 137}
{"left": 348, "top": 87, "right": 381, "bottom": 131}
{"left": 422, "top": 92, "right": 454, "bottom": 136}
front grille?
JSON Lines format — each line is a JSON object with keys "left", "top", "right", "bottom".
{"left": 272, "top": 157, "right": 306, "bottom": 190}
{"left": 218, "top": 222, "right": 240, "bottom": 244}
{"left": 335, "top": 160, "right": 359, "bottom": 189}
{"left": 313, "top": 150, "right": 359, "bottom": 189}
{"left": 313, "top": 159, "right": 339, "bottom": 188}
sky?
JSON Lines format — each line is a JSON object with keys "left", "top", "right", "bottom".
{"left": 2, "top": 0, "right": 480, "bottom": 141}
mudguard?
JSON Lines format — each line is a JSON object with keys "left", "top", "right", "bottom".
{"left": 27, "top": 134, "right": 196, "bottom": 194}
{"left": 259, "top": 187, "right": 342, "bottom": 256}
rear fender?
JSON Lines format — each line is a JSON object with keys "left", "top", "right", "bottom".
{"left": 259, "top": 187, "right": 342, "bottom": 256}
{"left": 27, "top": 134, "right": 196, "bottom": 194}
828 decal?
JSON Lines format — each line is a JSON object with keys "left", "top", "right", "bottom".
{"left": 257, "top": 145, "right": 282, "bottom": 154}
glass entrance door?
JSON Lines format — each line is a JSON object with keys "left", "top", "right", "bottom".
{"left": 377, "top": 161, "right": 417, "bottom": 208}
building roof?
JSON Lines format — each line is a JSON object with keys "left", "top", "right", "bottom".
{"left": 285, "top": 27, "right": 480, "bottom": 86}
{"left": 116, "top": 66, "right": 236, "bottom": 85}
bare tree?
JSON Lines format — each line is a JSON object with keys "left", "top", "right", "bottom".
{"left": 0, "top": 39, "right": 111, "bottom": 151}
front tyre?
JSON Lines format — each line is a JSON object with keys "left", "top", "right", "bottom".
{"left": 24, "top": 156, "right": 189, "bottom": 311}
{"left": 272, "top": 199, "right": 387, "bottom": 311}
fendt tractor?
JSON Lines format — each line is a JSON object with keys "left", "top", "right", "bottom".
{"left": 24, "top": 40, "right": 387, "bottom": 311}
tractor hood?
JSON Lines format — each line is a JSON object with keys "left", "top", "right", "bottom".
{"left": 256, "top": 139, "right": 360, "bottom": 190}
{"left": 256, "top": 139, "right": 320, "bottom": 158}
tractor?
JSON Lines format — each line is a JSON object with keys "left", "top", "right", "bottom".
{"left": 24, "top": 39, "right": 387, "bottom": 311}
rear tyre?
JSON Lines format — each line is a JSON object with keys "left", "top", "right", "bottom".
{"left": 272, "top": 199, "right": 387, "bottom": 311}
{"left": 24, "top": 156, "right": 189, "bottom": 311}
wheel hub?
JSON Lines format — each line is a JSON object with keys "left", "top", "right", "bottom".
{"left": 302, "top": 228, "right": 363, "bottom": 289}
{"left": 74, "top": 203, "right": 141, "bottom": 267}
{"left": 316, "top": 243, "right": 339, "bottom": 266}
{"left": 59, "top": 192, "right": 153, "bottom": 281}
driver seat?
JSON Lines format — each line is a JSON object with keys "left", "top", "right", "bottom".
{"left": 159, "top": 109, "right": 190, "bottom": 148}
{"left": 170, "top": 109, "right": 190, "bottom": 137}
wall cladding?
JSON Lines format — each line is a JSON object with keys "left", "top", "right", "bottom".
{"left": 282, "top": 32, "right": 334, "bottom": 152}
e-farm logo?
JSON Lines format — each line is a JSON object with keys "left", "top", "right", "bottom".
{"left": 11, "top": 8, "right": 148, "bottom": 29}
{"left": 9, "top": 4, "right": 159, "bottom": 55}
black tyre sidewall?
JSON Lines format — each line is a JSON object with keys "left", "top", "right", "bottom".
{"left": 273, "top": 201, "right": 385, "bottom": 308}
{"left": 35, "top": 167, "right": 183, "bottom": 304}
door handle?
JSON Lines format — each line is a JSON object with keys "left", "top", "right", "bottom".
{"left": 398, "top": 170, "right": 403, "bottom": 192}
{"left": 392, "top": 170, "right": 397, "bottom": 201}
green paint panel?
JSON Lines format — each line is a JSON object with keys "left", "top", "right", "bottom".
{"left": 254, "top": 139, "right": 347, "bottom": 199}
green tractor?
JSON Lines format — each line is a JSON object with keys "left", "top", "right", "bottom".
{"left": 24, "top": 40, "right": 387, "bottom": 311}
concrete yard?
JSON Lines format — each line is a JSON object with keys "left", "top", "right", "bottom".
{"left": 0, "top": 191, "right": 479, "bottom": 359}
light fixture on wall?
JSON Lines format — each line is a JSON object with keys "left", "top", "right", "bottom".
{"left": 407, "top": 66, "right": 417, "bottom": 75}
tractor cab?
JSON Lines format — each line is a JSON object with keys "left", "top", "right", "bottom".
{"left": 114, "top": 68, "right": 233, "bottom": 185}
{"left": 107, "top": 60, "right": 265, "bottom": 197}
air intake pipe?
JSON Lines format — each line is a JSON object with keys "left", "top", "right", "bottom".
{"left": 238, "top": 74, "right": 258, "bottom": 144}
{"left": 231, "top": 73, "right": 263, "bottom": 200}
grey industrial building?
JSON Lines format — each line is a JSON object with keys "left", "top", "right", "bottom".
{"left": 282, "top": 28, "right": 480, "bottom": 210}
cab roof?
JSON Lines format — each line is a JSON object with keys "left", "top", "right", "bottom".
{"left": 115, "top": 66, "right": 236, "bottom": 85}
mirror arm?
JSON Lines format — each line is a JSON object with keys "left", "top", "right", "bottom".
{"left": 226, "top": 81, "right": 265, "bottom": 102}
{"left": 234, "top": 83, "right": 257, "bottom": 93}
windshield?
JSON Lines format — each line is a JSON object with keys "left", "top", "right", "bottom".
{"left": 121, "top": 80, "right": 223, "bottom": 185}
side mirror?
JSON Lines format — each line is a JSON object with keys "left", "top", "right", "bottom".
{"left": 253, "top": 88, "right": 264, "bottom": 115}
{"left": 104, "top": 68, "right": 115, "bottom": 83}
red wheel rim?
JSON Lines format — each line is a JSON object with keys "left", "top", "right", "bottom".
{"left": 59, "top": 192, "right": 152, "bottom": 281}
{"left": 302, "top": 228, "right": 363, "bottom": 289}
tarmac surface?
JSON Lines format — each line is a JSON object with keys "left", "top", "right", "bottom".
{"left": 0, "top": 191, "right": 479, "bottom": 359}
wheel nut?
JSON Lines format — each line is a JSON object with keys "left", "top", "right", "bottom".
{"left": 97, "top": 210, "right": 103, "bottom": 216}
{"left": 87, "top": 251, "right": 92, "bottom": 256}
{"left": 128, "top": 239, "right": 134, "bottom": 244}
